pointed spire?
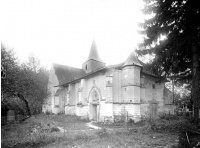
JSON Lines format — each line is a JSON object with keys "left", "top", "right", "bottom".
{"left": 124, "top": 51, "right": 142, "bottom": 67}
{"left": 87, "top": 40, "right": 104, "bottom": 63}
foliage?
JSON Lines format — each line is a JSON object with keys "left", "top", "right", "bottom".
{"left": 137, "top": 0, "right": 200, "bottom": 122}
{"left": 1, "top": 114, "right": 179, "bottom": 148}
{"left": 1, "top": 45, "right": 49, "bottom": 116}
{"left": 137, "top": 0, "right": 200, "bottom": 77}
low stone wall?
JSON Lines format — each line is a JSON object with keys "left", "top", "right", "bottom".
{"left": 113, "top": 103, "right": 141, "bottom": 122}
{"left": 65, "top": 105, "right": 76, "bottom": 115}
{"left": 52, "top": 107, "right": 60, "bottom": 114}
{"left": 99, "top": 101, "right": 113, "bottom": 121}
{"left": 76, "top": 105, "right": 89, "bottom": 119}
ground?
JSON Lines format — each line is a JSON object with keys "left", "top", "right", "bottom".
{"left": 1, "top": 114, "right": 181, "bottom": 148}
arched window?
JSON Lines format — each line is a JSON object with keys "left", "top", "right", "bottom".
{"left": 85, "top": 64, "right": 87, "bottom": 70}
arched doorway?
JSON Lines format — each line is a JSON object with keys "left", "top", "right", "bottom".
{"left": 88, "top": 87, "right": 101, "bottom": 121}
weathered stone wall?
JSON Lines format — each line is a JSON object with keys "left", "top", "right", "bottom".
{"left": 100, "top": 101, "right": 113, "bottom": 121}
{"left": 122, "top": 66, "right": 141, "bottom": 103}
{"left": 64, "top": 67, "right": 175, "bottom": 121}
{"left": 43, "top": 65, "right": 59, "bottom": 114}
{"left": 140, "top": 75, "right": 175, "bottom": 118}
{"left": 113, "top": 103, "right": 141, "bottom": 122}
{"left": 113, "top": 69, "right": 122, "bottom": 102}
{"left": 58, "top": 87, "right": 68, "bottom": 113}
{"left": 76, "top": 105, "right": 89, "bottom": 119}
{"left": 82, "top": 60, "right": 105, "bottom": 73}
{"left": 66, "top": 72, "right": 107, "bottom": 118}
{"left": 69, "top": 82, "right": 80, "bottom": 105}
{"left": 82, "top": 72, "right": 107, "bottom": 102}
{"left": 65, "top": 105, "right": 76, "bottom": 115}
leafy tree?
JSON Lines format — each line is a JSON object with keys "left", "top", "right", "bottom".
{"left": 1, "top": 45, "right": 49, "bottom": 117}
{"left": 137, "top": 0, "right": 200, "bottom": 123}
{"left": 1, "top": 44, "right": 31, "bottom": 116}
{"left": 22, "top": 55, "right": 49, "bottom": 114}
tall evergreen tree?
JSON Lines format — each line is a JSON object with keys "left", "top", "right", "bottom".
{"left": 137, "top": 0, "right": 200, "bottom": 123}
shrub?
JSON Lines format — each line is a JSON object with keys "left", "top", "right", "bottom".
{"left": 96, "top": 128, "right": 109, "bottom": 138}
{"left": 50, "top": 127, "right": 60, "bottom": 132}
{"left": 158, "top": 113, "right": 179, "bottom": 120}
{"left": 74, "top": 133, "right": 89, "bottom": 141}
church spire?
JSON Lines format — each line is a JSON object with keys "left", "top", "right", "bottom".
{"left": 82, "top": 40, "right": 105, "bottom": 73}
{"left": 87, "top": 40, "right": 104, "bottom": 63}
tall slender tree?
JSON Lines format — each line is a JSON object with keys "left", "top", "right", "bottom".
{"left": 137, "top": 0, "right": 200, "bottom": 123}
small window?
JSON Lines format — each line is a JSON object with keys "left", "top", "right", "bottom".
{"left": 152, "top": 84, "right": 155, "bottom": 89}
{"left": 106, "top": 76, "right": 113, "bottom": 85}
{"left": 85, "top": 64, "right": 87, "bottom": 70}
{"left": 54, "top": 97, "right": 59, "bottom": 107}
{"left": 124, "top": 88, "right": 126, "bottom": 92}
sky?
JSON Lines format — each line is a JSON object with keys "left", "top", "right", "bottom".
{"left": 1, "top": 0, "right": 145, "bottom": 69}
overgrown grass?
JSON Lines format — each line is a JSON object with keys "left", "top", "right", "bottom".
{"left": 2, "top": 114, "right": 181, "bottom": 148}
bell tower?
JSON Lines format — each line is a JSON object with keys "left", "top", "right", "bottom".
{"left": 82, "top": 40, "right": 105, "bottom": 73}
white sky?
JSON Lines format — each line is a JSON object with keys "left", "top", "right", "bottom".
{"left": 1, "top": 0, "right": 145, "bottom": 69}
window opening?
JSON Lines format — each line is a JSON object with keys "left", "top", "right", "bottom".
{"left": 152, "top": 84, "right": 155, "bottom": 89}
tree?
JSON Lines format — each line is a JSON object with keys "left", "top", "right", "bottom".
{"left": 1, "top": 44, "right": 31, "bottom": 116}
{"left": 1, "top": 45, "right": 49, "bottom": 117}
{"left": 22, "top": 55, "right": 49, "bottom": 114}
{"left": 137, "top": 0, "right": 200, "bottom": 123}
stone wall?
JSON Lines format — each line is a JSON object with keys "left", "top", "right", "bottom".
{"left": 113, "top": 103, "right": 141, "bottom": 122}
{"left": 43, "top": 65, "right": 59, "bottom": 113}
{"left": 58, "top": 87, "right": 68, "bottom": 113}
{"left": 65, "top": 105, "right": 76, "bottom": 115}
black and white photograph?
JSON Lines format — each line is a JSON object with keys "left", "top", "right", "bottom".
{"left": 1, "top": 0, "right": 200, "bottom": 147}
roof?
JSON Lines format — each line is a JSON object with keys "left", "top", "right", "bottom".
{"left": 54, "top": 88, "right": 62, "bottom": 96}
{"left": 53, "top": 63, "right": 85, "bottom": 85}
{"left": 123, "top": 51, "right": 142, "bottom": 67}
{"left": 109, "top": 60, "right": 159, "bottom": 78}
{"left": 84, "top": 40, "right": 105, "bottom": 63}
{"left": 60, "top": 67, "right": 108, "bottom": 87}
{"left": 54, "top": 51, "right": 164, "bottom": 87}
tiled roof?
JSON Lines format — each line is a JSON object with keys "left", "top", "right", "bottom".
{"left": 53, "top": 63, "right": 85, "bottom": 85}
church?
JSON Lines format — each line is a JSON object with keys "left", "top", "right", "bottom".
{"left": 43, "top": 41, "right": 175, "bottom": 122}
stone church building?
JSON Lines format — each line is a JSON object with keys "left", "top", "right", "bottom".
{"left": 43, "top": 41, "right": 175, "bottom": 122}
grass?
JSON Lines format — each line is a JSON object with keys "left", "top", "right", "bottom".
{"left": 1, "top": 114, "right": 181, "bottom": 148}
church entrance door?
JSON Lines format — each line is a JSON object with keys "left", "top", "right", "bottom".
{"left": 88, "top": 87, "right": 101, "bottom": 122}
{"left": 91, "top": 104, "right": 97, "bottom": 121}
{"left": 150, "top": 103, "right": 158, "bottom": 119}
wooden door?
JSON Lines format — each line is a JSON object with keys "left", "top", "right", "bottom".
{"left": 150, "top": 103, "right": 158, "bottom": 119}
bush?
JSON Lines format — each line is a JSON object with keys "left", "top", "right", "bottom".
{"left": 74, "top": 133, "right": 89, "bottom": 141}
{"left": 50, "top": 127, "right": 60, "bottom": 132}
{"left": 158, "top": 113, "right": 179, "bottom": 120}
{"left": 96, "top": 128, "right": 109, "bottom": 138}
{"left": 150, "top": 119, "right": 197, "bottom": 133}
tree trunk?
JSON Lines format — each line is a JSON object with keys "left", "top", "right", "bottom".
{"left": 192, "top": 46, "right": 200, "bottom": 125}
{"left": 172, "top": 79, "right": 175, "bottom": 103}
{"left": 17, "top": 93, "right": 31, "bottom": 117}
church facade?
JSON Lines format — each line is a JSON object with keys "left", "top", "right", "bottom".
{"left": 43, "top": 41, "right": 175, "bottom": 122}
